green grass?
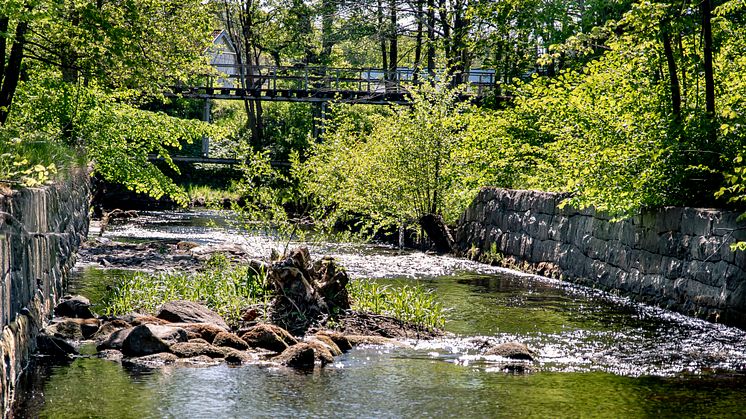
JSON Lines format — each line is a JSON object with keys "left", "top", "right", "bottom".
{"left": 101, "top": 254, "right": 269, "bottom": 325}
{"left": 101, "top": 254, "right": 446, "bottom": 330}
{"left": 348, "top": 280, "right": 445, "bottom": 330}
{"left": 0, "top": 136, "right": 82, "bottom": 186}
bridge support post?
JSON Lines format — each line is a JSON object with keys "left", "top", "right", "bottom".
{"left": 202, "top": 99, "right": 212, "bottom": 157}
{"left": 312, "top": 101, "right": 328, "bottom": 140}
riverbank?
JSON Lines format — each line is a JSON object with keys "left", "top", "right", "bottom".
{"left": 456, "top": 187, "right": 746, "bottom": 328}
{"left": 14, "top": 209, "right": 746, "bottom": 418}
{"left": 0, "top": 170, "right": 90, "bottom": 415}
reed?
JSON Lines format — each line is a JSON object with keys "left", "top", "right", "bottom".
{"left": 348, "top": 280, "right": 445, "bottom": 330}
{"left": 102, "top": 254, "right": 268, "bottom": 325}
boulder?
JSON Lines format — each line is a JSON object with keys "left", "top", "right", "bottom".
{"left": 97, "top": 349, "right": 124, "bottom": 362}
{"left": 484, "top": 342, "right": 535, "bottom": 361}
{"left": 121, "top": 324, "right": 187, "bottom": 357}
{"left": 224, "top": 349, "right": 255, "bottom": 365}
{"left": 126, "top": 314, "right": 172, "bottom": 326}
{"left": 54, "top": 295, "right": 95, "bottom": 319}
{"left": 307, "top": 335, "right": 342, "bottom": 356}
{"left": 93, "top": 319, "right": 130, "bottom": 341}
{"left": 97, "top": 327, "right": 133, "bottom": 351}
{"left": 123, "top": 352, "right": 178, "bottom": 368}
{"left": 315, "top": 331, "right": 352, "bottom": 352}
{"left": 169, "top": 342, "right": 226, "bottom": 358}
{"left": 345, "top": 335, "right": 402, "bottom": 346}
{"left": 213, "top": 332, "right": 249, "bottom": 351}
{"left": 240, "top": 324, "right": 297, "bottom": 353}
{"left": 188, "top": 338, "right": 211, "bottom": 345}
{"left": 170, "top": 323, "right": 227, "bottom": 343}
{"left": 155, "top": 301, "right": 229, "bottom": 330}
{"left": 36, "top": 334, "right": 78, "bottom": 357}
{"left": 303, "top": 339, "right": 335, "bottom": 365}
{"left": 47, "top": 318, "right": 100, "bottom": 340}
{"left": 274, "top": 343, "right": 316, "bottom": 369}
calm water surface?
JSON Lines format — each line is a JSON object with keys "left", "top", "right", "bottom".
{"left": 13, "top": 211, "right": 746, "bottom": 418}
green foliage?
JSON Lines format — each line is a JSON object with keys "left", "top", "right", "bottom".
{"left": 186, "top": 184, "right": 241, "bottom": 208}
{"left": 8, "top": 78, "right": 217, "bottom": 204}
{"left": 0, "top": 136, "right": 71, "bottom": 186}
{"left": 347, "top": 280, "right": 445, "bottom": 330}
{"left": 101, "top": 254, "right": 269, "bottom": 326}
{"left": 301, "top": 83, "right": 475, "bottom": 237}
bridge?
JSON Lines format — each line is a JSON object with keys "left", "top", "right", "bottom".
{"left": 169, "top": 65, "right": 507, "bottom": 105}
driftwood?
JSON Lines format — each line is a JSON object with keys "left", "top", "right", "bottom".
{"left": 266, "top": 247, "right": 350, "bottom": 334}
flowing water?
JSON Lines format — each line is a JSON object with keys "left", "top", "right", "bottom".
{"left": 13, "top": 210, "right": 746, "bottom": 418}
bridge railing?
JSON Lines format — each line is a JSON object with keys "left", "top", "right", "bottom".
{"left": 207, "top": 65, "right": 497, "bottom": 95}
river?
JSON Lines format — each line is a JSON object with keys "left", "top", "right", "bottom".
{"left": 12, "top": 210, "right": 746, "bottom": 418}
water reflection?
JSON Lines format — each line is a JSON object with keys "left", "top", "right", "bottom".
{"left": 14, "top": 210, "right": 746, "bottom": 417}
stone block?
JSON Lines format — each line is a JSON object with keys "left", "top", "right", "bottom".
{"left": 654, "top": 207, "right": 684, "bottom": 233}
{"left": 506, "top": 212, "right": 523, "bottom": 231}
{"left": 619, "top": 221, "right": 636, "bottom": 248}
{"left": 584, "top": 237, "right": 607, "bottom": 260}
{"left": 662, "top": 257, "right": 684, "bottom": 280}
{"left": 681, "top": 208, "right": 714, "bottom": 236}
{"left": 607, "top": 242, "right": 628, "bottom": 270}
{"left": 658, "top": 232, "right": 687, "bottom": 259}
{"left": 548, "top": 216, "right": 569, "bottom": 241}
{"left": 637, "top": 250, "right": 664, "bottom": 275}
{"left": 720, "top": 236, "right": 737, "bottom": 264}
{"left": 636, "top": 228, "right": 660, "bottom": 252}
{"left": 593, "top": 219, "right": 617, "bottom": 241}
{"left": 711, "top": 261, "right": 730, "bottom": 288}
{"left": 711, "top": 211, "right": 742, "bottom": 237}
{"left": 520, "top": 235, "right": 534, "bottom": 258}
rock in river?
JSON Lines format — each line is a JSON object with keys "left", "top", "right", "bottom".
{"left": 484, "top": 342, "right": 536, "bottom": 361}
{"left": 155, "top": 300, "right": 229, "bottom": 330}
{"left": 121, "top": 324, "right": 187, "bottom": 357}
{"left": 54, "top": 295, "right": 95, "bottom": 319}
{"left": 213, "top": 332, "right": 250, "bottom": 351}
{"left": 240, "top": 323, "right": 298, "bottom": 353}
{"left": 169, "top": 342, "right": 227, "bottom": 359}
{"left": 274, "top": 343, "right": 316, "bottom": 369}
{"left": 46, "top": 318, "right": 100, "bottom": 340}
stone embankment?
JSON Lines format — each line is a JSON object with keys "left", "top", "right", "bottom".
{"left": 0, "top": 171, "right": 90, "bottom": 414}
{"left": 456, "top": 188, "right": 746, "bottom": 327}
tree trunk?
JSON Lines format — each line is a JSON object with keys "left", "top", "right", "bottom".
{"left": 320, "top": 0, "right": 335, "bottom": 64}
{"left": 437, "top": 0, "right": 451, "bottom": 74}
{"left": 426, "top": 0, "right": 435, "bottom": 80}
{"left": 0, "top": 17, "right": 8, "bottom": 85}
{"left": 413, "top": 0, "right": 423, "bottom": 83}
{"left": 677, "top": 32, "right": 686, "bottom": 108}
{"left": 388, "top": 0, "right": 398, "bottom": 89}
{"left": 377, "top": 0, "right": 388, "bottom": 78}
{"left": 0, "top": 19, "right": 28, "bottom": 126}
{"left": 701, "top": 0, "right": 715, "bottom": 142}
{"left": 662, "top": 25, "right": 681, "bottom": 121}
{"left": 419, "top": 213, "right": 454, "bottom": 254}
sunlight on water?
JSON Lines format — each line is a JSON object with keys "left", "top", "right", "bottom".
{"left": 15, "top": 210, "right": 746, "bottom": 418}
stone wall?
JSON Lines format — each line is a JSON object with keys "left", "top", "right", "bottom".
{"left": 456, "top": 188, "right": 746, "bottom": 327}
{"left": 0, "top": 171, "right": 90, "bottom": 414}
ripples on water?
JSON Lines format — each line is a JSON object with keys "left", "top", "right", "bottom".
{"left": 100, "top": 210, "right": 746, "bottom": 378}
{"left": 14, "top": 210, "right": 746, "bottom": 418}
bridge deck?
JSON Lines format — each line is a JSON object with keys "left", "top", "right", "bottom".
{"left": 169, "top": 65, "right": 506, "bottom": 104}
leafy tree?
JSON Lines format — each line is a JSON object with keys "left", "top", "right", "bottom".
{"left": 1, "top": 0, "right": 217, "bottom": 202}
{"left": 301, "top": 84, "right": 473, "bottom": 236}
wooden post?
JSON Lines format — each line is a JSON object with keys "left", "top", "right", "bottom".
{"left": 201, "top": 99, "right": 211, "bottom": 157}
